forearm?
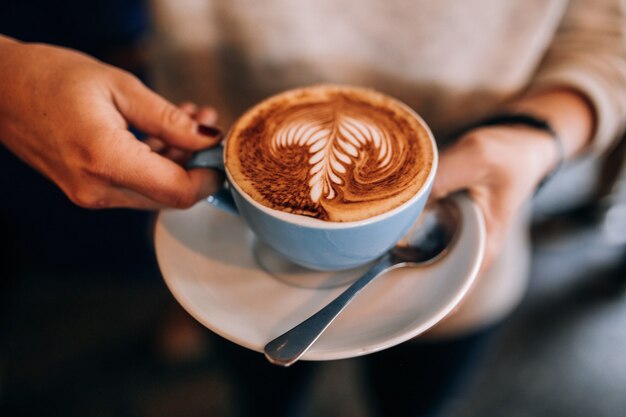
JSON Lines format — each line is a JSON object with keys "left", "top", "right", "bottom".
{"left": 486, "top": 87, "right": 595, "bottom": 187}
{"left": 508, "top": 88, "right": 595, "bottom": 161}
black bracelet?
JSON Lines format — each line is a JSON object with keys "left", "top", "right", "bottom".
{"left": 470, "top": 112, "right": 565, "bottom": 193}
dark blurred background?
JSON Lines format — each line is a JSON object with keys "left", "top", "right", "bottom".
{"left": 2, "top": 1, "right": 626, "bottom": 416}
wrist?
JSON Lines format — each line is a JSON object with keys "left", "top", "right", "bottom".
{"left": 508, "top": 124, "right": 562, "bottom": 181}
{"left": 468, "top": 112, "right": 564, "bottom": 191}
{"left": 506, "top": 88, "right": 595, "bottom": 159}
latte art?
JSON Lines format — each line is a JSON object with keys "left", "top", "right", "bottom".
{"left": 273, "top": 103, "right": 393, "bottom": 203}
{"left": 226, "top": 85, "right": 434, "bottom": 222}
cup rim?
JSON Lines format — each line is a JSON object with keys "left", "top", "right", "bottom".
{"left": 224, "top": 85, "right": 438, "bottom": 230}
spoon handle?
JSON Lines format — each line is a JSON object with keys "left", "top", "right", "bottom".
{"left": 264, "top": 255, "right": 395, "bottom": 366}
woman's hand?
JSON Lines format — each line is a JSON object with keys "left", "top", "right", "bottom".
{"left": 433, "top": 88, "right": 595, "bottom": 270}
{"left": 432, "top": 125, "right": 558, "bottom": 270}
{"left": 0, "top": 37, "right": 223, "bottom": 210}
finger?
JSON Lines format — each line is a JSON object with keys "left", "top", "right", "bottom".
{"left": 179, "top": 101, "right": 198, "bottom": 115}
{"left": 163, "top": 148, "right": 191, "bottom": 166}
{"left": 68, "top": 180, "right": 168, "bottom": 210}
{"left": 144, "top": 137, "right": 166, "bottom": 153}
{"left": 479, "top": 208, "right": 510, "bottom": 274}
{"left": 431, "top": 139, "right": 487, "bottom": 199}
{"left": 143, "top": 103, "right": 196, "bottom": 153}
{"left": 144, "top": 139, "right": 192, "bottom": 165}
{"left": 144, "top": 104, "right": 218, "bottom": 158}
{"left": 103, "top": 128, "right": 224, "bottom": 208}
{"left": 195, "top": 106, "right": 219, "bottom": 125}
{"left": 101, "top": 188, "right": 168, "bottom": 210}
{"left": 113, "top": 74, "right": 223, "bottom": 151}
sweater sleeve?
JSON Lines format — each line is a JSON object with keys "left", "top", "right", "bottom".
{"left": 529, "top": 0, "right": 626, "bottom": 155}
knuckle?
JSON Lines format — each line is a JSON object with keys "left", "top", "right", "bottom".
{"left": 85, "top": 161, "right": 113, "bottom": 183}
{"left": 93, "top": 199, "right": 112, "bottom": 209}
{"left": 69, "top": 188, "right": 108, "bottom": 209}
{"left": 463, "top": 132, "right": 487, "bottom": 153}
{"left": 80, "top": 151, "right": 116, "bottom": 184}
{"left": 178, "top": 101, "right": 197, "bottom": 113}
{"left": 464, "top": 132, "right": 499, "bottom": 168}
{"left": 116, "top": 70, "right": 143, "bottom": 90}
{"left": 73, "top": 129, "right": 121, "bottom": 174}
{"left": 73, "top": 144, "right": 98, "bottom": 168}
{"left": 161, "top": 103, "right": 190, "bottom": 130}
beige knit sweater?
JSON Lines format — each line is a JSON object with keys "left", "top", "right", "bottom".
{"left": 158, "top": 0, "right": 626, "bottom": 154}
{"left": 150, "top": 0, "right": 626, "bottom": 333}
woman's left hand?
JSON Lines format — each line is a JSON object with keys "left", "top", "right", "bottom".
{"left": 432, "top": 125, "right": 559, "bottom": 270}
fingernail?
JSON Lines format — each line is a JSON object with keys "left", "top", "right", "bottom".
{"left": 197, "top": 124, "right": 223, "bottom": 139}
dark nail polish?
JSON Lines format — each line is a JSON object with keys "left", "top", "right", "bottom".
{"left": 198, "top": 124, "right": 223, "bottom": 138}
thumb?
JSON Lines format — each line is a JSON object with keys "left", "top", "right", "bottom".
{"left": 431, "top": 140, "right": 486, "bottom": 199}
{"left": 112, "top": 74, "right": 222, "bottom": 150}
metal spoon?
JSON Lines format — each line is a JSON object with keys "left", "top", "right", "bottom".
{"left": 263, "top": 198, "right": 461, "bottom": 366}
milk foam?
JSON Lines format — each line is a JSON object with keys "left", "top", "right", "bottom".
{"left": 273, "top": 105, "right": 393, "bottom": 202}
{"left": 225, "top": 85, "right": 434, "bottom": 222}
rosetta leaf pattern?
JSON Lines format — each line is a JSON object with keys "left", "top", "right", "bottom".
{"left": 273, "top": 107, "right": 392, "bottom": 202}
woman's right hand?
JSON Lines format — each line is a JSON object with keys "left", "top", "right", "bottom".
{"left": 0, "top": 36, "right": 223, "bottom": 210}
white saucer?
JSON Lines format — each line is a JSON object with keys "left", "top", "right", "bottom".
{"left": 154, "top": 194, "right": 485, "bottom": 361}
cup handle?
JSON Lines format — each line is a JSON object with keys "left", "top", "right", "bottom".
{"left": 188, "top": 147, "right": 239, "bottom": 214}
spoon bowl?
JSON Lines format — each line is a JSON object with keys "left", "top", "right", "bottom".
{"left": 264, "top": 198, "right": 462, "bottom": 366}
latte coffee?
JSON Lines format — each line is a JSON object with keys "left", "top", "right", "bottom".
{"left": 225, "top": 85, "right": 434, "bottom": 222}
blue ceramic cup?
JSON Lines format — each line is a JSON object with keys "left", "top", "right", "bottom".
{"left": 188, "top": 92, "right": 438, "bottom": 271}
